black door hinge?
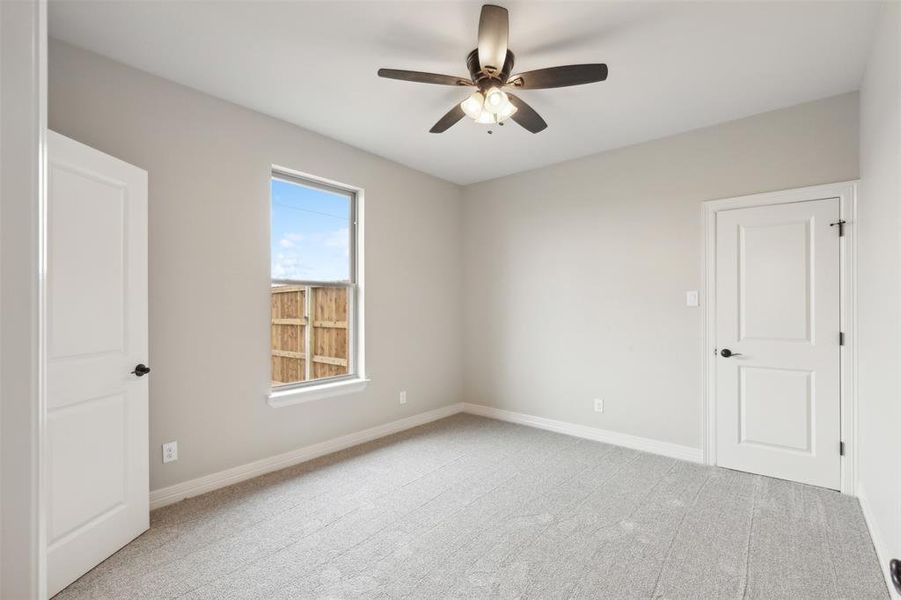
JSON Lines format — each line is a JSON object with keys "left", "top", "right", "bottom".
{"left": 830, "top": 220, "right": 847, "bottom": 236}
{"left": 840, "top": 441, "right": 845, "bottom": 456}
{"left": 839, "top": 331, "right": 845, "bottom": 346}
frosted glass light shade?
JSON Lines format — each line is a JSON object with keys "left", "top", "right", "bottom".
{"left": 496, "top": 100, "right": 518, "bottom": 121}
{"left": 475, "top": 110, "right": 495, "bottom": 124}
{"left": 460, "top": 92, "right": 484, "bottom": 119}
{"left": 483, "top": 87, "right": 507, "bottom": 113}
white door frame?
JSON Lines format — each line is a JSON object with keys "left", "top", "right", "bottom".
{"left": 0, "top": 0, "right": 48, "bottom": 598}
{"left": 702, "top": 180, "right": 859, "bottom": 495}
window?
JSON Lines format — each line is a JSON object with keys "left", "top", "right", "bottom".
{"left": 269, "top": 169, "right": 362, "bottom": 397}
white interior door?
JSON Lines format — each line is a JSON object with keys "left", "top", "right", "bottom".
{"left": 46, "top": 131, "right": 149, "bottom": 597}
{"left": 715, "top": 197, "right": 841, "bottom": 489}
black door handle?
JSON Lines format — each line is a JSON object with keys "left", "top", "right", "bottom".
{"left": 890, "top": 559, "right": 900, "bottom": 594}
{"left": 131, "top": 363, "right": 151, "bottom": 377}
{"left": 720, "top": 349, "right": 742, "bottom": 358}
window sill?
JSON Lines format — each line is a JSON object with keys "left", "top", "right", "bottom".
{"left": 267, "top": 377, "right": 369, "bottom": 408}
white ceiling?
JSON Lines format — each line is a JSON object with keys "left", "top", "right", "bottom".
{"left": 49, "top": 1, "right": 881, "bottom": 185}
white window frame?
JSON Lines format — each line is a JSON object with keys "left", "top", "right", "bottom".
{"left": 267, "top": 166, "right": 366, "bottom": 407}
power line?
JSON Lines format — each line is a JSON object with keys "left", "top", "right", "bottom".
{"left": 272, "top": 201, "right": 348, "bottom": 221}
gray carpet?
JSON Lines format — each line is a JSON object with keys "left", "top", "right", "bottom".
{"left": 55, "top": 413, "right": 887, "bottom": 600}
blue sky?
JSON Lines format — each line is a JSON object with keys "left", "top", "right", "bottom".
{"left": 271, "top": 178, "right": 350, "bottom": 282}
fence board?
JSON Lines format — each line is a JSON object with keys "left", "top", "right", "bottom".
{"left": 271, "top": 287, "right": 306, "bottom": 383}
{"left": 271, "top": 285, "right": 348, "bottom": 385}
{"left": 311, "top": 286, "right": 348, "bottom": 380}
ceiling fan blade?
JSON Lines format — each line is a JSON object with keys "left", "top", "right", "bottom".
{"left": 477, "top": 5, "right": 508, "bottom": 75}
{"left": 378, "top": 69, "right": 472, "bottom": 86}
{"left": 507, "top": 94, "right": 547, "bottom": 133}
{"left": 430, "top": 103, "right": 466, "bottom": 133}
{"left": 508, "top": 64, "right": 608, "bottom": 89}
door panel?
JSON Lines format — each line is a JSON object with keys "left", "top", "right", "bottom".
{"left": 739, "top": 220, "right": 812, "bottom": 342}
{"left": 48, "top": 165, "right": 126, "bottom": 358}
{"left": 716, "top": 197, "right": 840, "bottom": 489}
{"left": 739, "top": 366, "right": 812, "bottom": 452}
{"left": 48, "top": 394, "right": 127, "bottom": 541}
{"left": 47, "top": 131, "right": 149, "bottom": 597}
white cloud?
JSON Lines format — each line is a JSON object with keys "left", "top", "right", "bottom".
{"left": 278, "top": 232, "right": 305, "bottom": 249}
{"left": 272, "top": 253, "right": 307, "bottom": 280}
{"left": 323, "top": 227, "right": 349, "bottom": 248}
{"left": 272, "top": 229, "right": 350, "bottom": 280}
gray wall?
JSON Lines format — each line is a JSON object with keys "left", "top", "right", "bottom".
{"left": 50, "top": 40, "right": 867, "bottom": 498}
{"left": 462, "top": 93, "right": 860, "bottom": 451}
{"left": 857, "top": 2, "right": 900, "bottom": 594}
{"left": 49, "top": 41, "right": 464, "bottom": 491}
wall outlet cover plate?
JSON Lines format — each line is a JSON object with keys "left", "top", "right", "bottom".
{"left": 162, "top": 441, "right": 178, "bottom": 463}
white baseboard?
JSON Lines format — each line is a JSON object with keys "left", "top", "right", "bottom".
{"left": 856, "top": 484, "right": 899, "bottom": 599}
{"left": 149, "top": 402, "right": 463, "bottom": 510}
{"left": 150, "top": 401, "right": 705, "bottom": 511}
{"left": 460, "top": 403, "right": 703, "bottom": 464}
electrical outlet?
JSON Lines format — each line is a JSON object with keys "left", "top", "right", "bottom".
{"left": 594, "top": 398, "right": 604, "bottom": 413}
{"left": 399, "top": 391, "right": 407, "bottom": 405}
{"left": 686, "top": 290, "right": 700, "bottom": 307}
{"left": 162, "top": 441, "right": 178, "bottom": 464}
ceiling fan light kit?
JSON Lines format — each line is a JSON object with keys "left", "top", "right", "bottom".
{"left": 461, "top": 87, "right": 517, "bottom": 124}
{"left": 377, "top": 4, "right": 608, "bottom": 134}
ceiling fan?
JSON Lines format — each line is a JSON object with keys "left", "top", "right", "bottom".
{"left": 377, "top": 4, "right": 608, "bottom": 134}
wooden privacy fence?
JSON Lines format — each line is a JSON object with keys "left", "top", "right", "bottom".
{"left": 271, "top": 285, "right": 349, "bottom": 385}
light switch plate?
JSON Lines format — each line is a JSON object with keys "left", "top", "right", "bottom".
{"left": 686, "top": 290, "right": 699, "bottom": 307}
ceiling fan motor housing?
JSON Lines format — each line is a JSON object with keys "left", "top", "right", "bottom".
{"left": 467, "top": 48, "right": 515, "bottom": 90}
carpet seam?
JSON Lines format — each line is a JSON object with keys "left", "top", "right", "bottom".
{"left": 445, "top": 443, "right": 630, "bottom": 598}
{"left": 388, "top": 436, "right": 597, "bottom": 599}
{"left": 740, "top": 475, "right": 763, "bottom": 600}
{"left": 561, "top": 458, "right": 683, "bottom": 600}
{"left": 251, "top": 428, "right": 585, "bottom": 599}
{"left": 171, "top": 425, "right": 537, "bottom": 599}
{"left": 647, "top": 470, "right": 715, "bottom": 599}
